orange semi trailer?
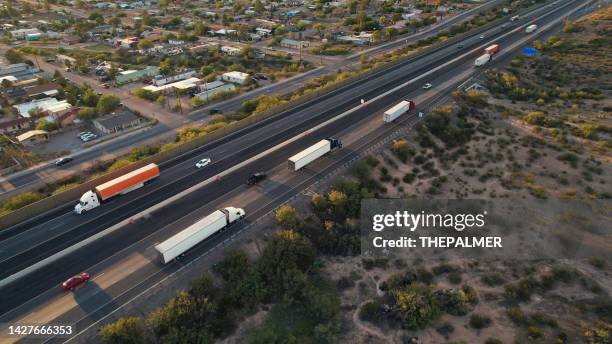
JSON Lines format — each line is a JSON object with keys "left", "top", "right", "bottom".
{"left": 74, "top": 163, "right": 160, "bottom": 214}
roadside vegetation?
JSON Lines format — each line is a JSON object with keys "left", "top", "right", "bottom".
{"left": 98, "top": 8, "right": 611, "bottom": 342}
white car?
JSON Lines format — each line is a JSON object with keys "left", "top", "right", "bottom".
{"left": 81, "top": 134, "right": 97, "bottom": 142}
{"left": 479, "top": 34, "right": 485, "bottom": 39}
{"left": 422, "top": 83, "right": 432, "bottom": 89}
{"left": 195, "top": 158, "right": 212, "bottom": 168}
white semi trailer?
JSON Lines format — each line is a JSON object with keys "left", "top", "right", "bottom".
{"left": 474, "top": 53, "right": 491, "bottom": 67}
{"left": 155, "top": 207, "right": 245, "bottom": 264}
{"left": 288, "top": 138, "right": 342, "bottom": 171}
{"left": 383, "top": 100, "right": 416, "bottom": 122}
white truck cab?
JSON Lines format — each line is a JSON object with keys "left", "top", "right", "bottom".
{"left": 225, "top": 207, "right": 246, "bottom": 222}
{"left": 74, "top": 191, "right": 101, "bottom": 214}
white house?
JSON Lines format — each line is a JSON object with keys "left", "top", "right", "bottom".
{"left": 10, "top": 28, "right": 40, "bottom": 39}
{"left": 221, "top": 46, "right": 242, "bottom": 56}
{"left": 13, "top": 98, "right": 72, "bottom": 118}
{"left": 221, "top": 71, "right": 250, "bottom": 85}
{"left": 195, "top": 81, "right": 236, "bottom": 100}
{"left": 255, "top": 28, "right": 272, "bottom": 36}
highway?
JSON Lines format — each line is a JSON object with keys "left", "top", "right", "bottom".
{"left": 0, "top": 0, "right": 505, "bottom": 199}
{"left": 0, "top": 0, "right": 573, "bottom": 289}
{"left": 0, "top": 0, "right": 602, "bottom": 342}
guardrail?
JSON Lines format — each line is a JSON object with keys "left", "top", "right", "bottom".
{"left": 0, "top": 0, "right": 553, "bottom": 230}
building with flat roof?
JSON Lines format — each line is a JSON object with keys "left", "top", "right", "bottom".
{"left": 0, "top": 63, "right": 41, "bottom": 81}
{"left": 195, "top": 81, "right": 236, "bottom": 101}
{"left": 16, "top": 130, "right": 48, "bottom": 146}
{"left": 142, "top": 77, "right": 200, "bottom": 94}
{"left": 280, "top": 38, "right": 310, "bottom": 49}
{"left": 94, "top": 112, "right": 142, "bottom": 134}
{"left": 221, "top": 71, "right": 250, "bottom": 85}
{"left": 13, "top": 98, "right": 72, "bottom": 118}
{"left": 116, "top": 66, "right": 160, "bottom": 84}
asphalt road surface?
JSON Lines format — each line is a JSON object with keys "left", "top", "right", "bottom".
{"left": 0, "top": 0, "right": 603, "bottom": 342}
{"left": 0, "top": 0, "right": 571, "bottom": 285}
{"left": 0, "top": 0, "right": 505, "bottom": 199}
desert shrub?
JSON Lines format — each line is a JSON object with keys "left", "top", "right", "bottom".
{"left": 359, "top": 300, "right": 385, "bottom": 324}
{"left": 481, "top": 273, "right": 505, "bottom": 286}
{"left": 470, "top": 314, "right": 492, "bottom": 329}
{"left": 2, "top": 192, "right": 44, "bottom": 212}
{"left": 391, "top": 139, "right": 413, "bottom": 163}
{"left": 448, "top": 272, "right": 462, "bottom": 285}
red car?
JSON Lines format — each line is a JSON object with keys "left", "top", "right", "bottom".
{"left": 61, "top": 272, "right": 90, "bottom": 291}
{"left": 142, "top": 78, "right": 153, "bottom": 84}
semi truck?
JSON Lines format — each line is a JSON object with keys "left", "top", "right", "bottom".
{"left": 383, "top": 100, "right": 416, "bottom": 122}
{"left": 155, "top": 207, "right": 245, "bottom": 264}
{"left": 525, "top": 24, "right": 538, "bottom": 33}
{"left": 484, "top": 44, "right": 500, "bottom": 55}
{"left": 74, "top": 163, "right": 160, "bottom": 214}
{"left": 288, "top": 138, "right": 342, "bottom": 171}
{"left": 474, "top": 54, "right": 491, "bottom": 67}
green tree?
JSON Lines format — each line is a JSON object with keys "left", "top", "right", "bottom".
{"left": 156, "top": 95, "right": 167, "bottom": 107}
{"left": 393, "top": 283, "right": 441, "bottom": 330}
{"left": 159, "top": 58, "right": 173, "bottom": 75}
{"left": 258, "top": 230, "right": 316, "bottom": 296}
{"left": 252, "top": 95, "right": 280, "bottom": 115}
{"left": 191, "top": 96, "right": 206, "bottom": 107}
{"left": 35, "top": 119, "right": 59, "bottom": 131}
{"left": 133, "top": 89, "right": 157, "bottom": 101}
{"left": 97, "top": 94, "right": 121, "bottom": 114}
{"left": 78, "top": 107, "right": 98, "bottom": 121}
{"left": 5, "top": 49, "right": 23, "bottom": 64}
{"left": 240, "top": 45, "right": 256, "bottom": 59}
{"left": 390, "top": 139, "right": 412, "bottom": 163}
{"left": 81, "top": 88, "right": 99, "bottom": 107}
{"left": 254, "top": 0, "right": 264, "bottom": 13}
{"left": 275, "top": 205, "right": 300, "bottom": 229}
{"left": 99, "top": 317, "right": 149, "bottom": 344}
{"left": 137, "top": 39, "right": 153, "bottom": 50}
{"left": 241, "top": 99, "right": 258, "bottom": 113}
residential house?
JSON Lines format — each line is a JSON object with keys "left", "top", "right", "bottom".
{"left": 195, "top": 81, "right": 236, "bottom": 101}
{"left": 61, "top": 35, "right": 81, "bottom": 45}
{"left": 94, "top": 112, "right": 142, "bottom": 134}
{"left": 13, "top": 97, "right": 72, "bottom": 118}
{"left": 143, "top": 77, "right": 200, "bottom": 94}
{"left": 221, "top": 71, "right": 250, "bottom": 85}
{"left": 0, "top": 117, "right": 31, "bottom": 134}
{"left": 25, "top": 83, "right": 60, "bottom": 99}
{"left": 336, "top": 35, "right": 368, "bottom": 45}
{"left": 115, "top": 66, "right": 161, "bottom": 84}
{"left": 280, "top": 38, "right": 310, "bottom": 49}
{"left": 221, "top": 45, "right": 242, "bottom": 56}
{"left": 0, "top": 63, "right": 41, "bottom": 81}
{"left": 255, "top": 28, "right": 272, "bottom": 36}
{"left": 286, "top": 10, "right": 302, "bottom": 18}
{"left": 10, "top": 28, "right": 40, "bottom": 39}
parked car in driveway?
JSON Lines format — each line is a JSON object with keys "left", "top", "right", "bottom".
{"left": 55, "top": 157, "right": 73, "bottom": 166}
{"left": 82, "top": 134, "right": 98, "bottom": 142}
{"left": 61, "top": 272, "right": 90, "bottom": 291}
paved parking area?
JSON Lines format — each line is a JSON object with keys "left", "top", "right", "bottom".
{"left": 28, "top": 127, "right": 101, "bottom": 157}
